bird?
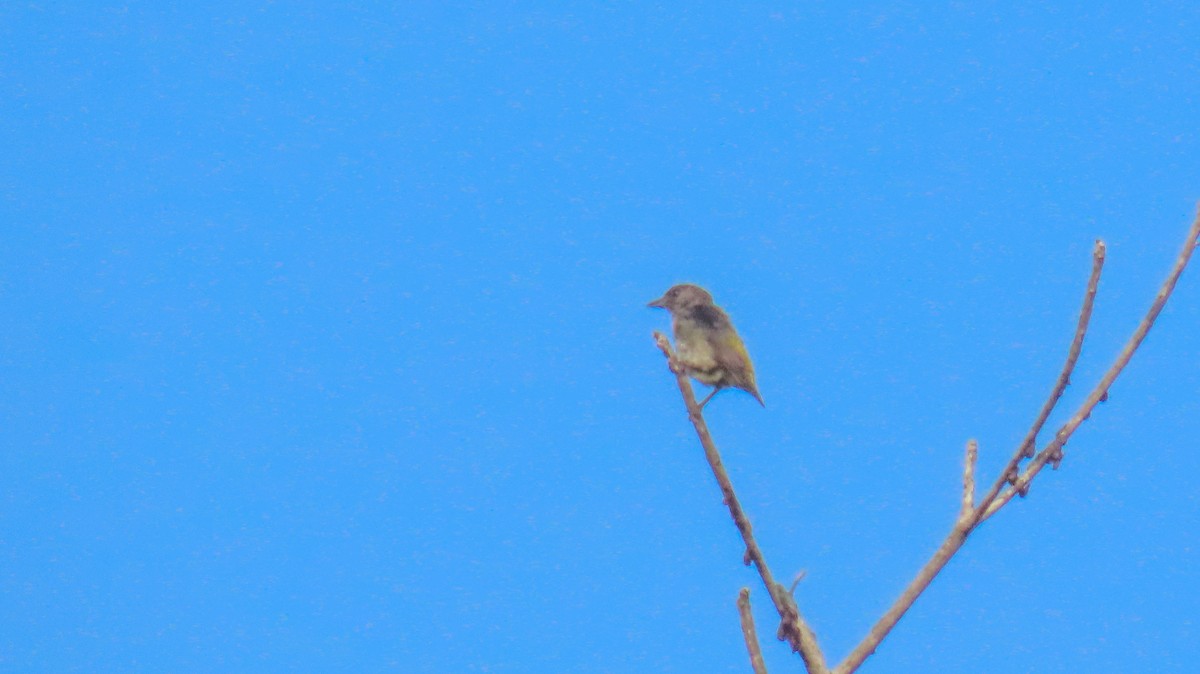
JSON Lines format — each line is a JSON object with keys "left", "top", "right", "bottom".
{"left": 648, "top": 283, "right": 764, "bottom": 408}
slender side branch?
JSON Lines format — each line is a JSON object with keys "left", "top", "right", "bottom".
{"left": 973, "top": 240, "right": 1105, "bottom": 522}
{"left": 653, "top": 332, "right": 829, "bottom": 674}
{"left": 738, "top": 588, "right": 770, "bottom": 674}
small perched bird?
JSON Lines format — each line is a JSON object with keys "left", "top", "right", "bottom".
{"left": 648, "top": 283, "right": 764, "bottom": 408}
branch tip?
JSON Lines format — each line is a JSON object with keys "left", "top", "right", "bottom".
{"left": 960, "top": 440, "right": 978, "bottom": 519}
{"left": 789, "top": 570, "right": 808, "bottom": 595}
{"left": 737, "top": 588, "right": 770, "bottom": 674}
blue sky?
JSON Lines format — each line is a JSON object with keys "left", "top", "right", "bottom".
{"left": 2, "top": 3, "right": 1199, "bottom": 673}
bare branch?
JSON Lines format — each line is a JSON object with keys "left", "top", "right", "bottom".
{"left": 653, "top": 331, "right": 829, "bottom": 674}
{"left": 834, "top": 523, "right": 970, "bottom": 674}
{"left": 973, "top": 240, "right": 1105, "bottom": 522}
{"left": 738, "top": 588, "right": 770, "bottom": 674}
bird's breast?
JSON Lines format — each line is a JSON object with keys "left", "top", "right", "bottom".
{"left": 673, "top": 320, "right": 724, "bottom": 386}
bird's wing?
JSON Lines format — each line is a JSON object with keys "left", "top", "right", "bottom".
{"left": 714, "top": 330, "right": 755, "bottom": 382}
{"left": 714, "top": 327, "right": 764, "bottom": 405}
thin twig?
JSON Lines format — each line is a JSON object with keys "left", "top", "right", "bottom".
{"left": 789, "top": 570, "right": 808, "bottom": 595}
{"left": 738, "top": 588, "right": 770, "bottom": 674}
{"left": 960, "top": 440, "right": 978, "bottom": 522}
{"left": 973, "top": 240, "right": 1105, "bottom": 522}
{"left": 654, "top": 332, "right": 829, "bottom": 674}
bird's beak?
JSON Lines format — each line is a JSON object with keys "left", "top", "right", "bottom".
{"left": 647, "top": 295, "right": 667, "bottom": 309}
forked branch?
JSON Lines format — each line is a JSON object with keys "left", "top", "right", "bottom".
{"left": 981, "top": 210, "right": 1200, "bottom": 520}
{"left": 837, "top": 208, "right": 1199, "bottom": 673}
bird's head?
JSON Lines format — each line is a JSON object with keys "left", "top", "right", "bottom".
{"left": 648, "top": 284, "right": 714, "bottom": 312}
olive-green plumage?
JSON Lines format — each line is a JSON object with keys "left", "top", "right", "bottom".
{"left": 648, "top": 283, "right": 765, "bottom": 408}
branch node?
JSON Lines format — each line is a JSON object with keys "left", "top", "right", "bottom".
{"left": 1049, "top": 446, "right": 1064, "bottom": 469}
{"left": 773, "top": 584, "right": 802, "bottom": 644}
